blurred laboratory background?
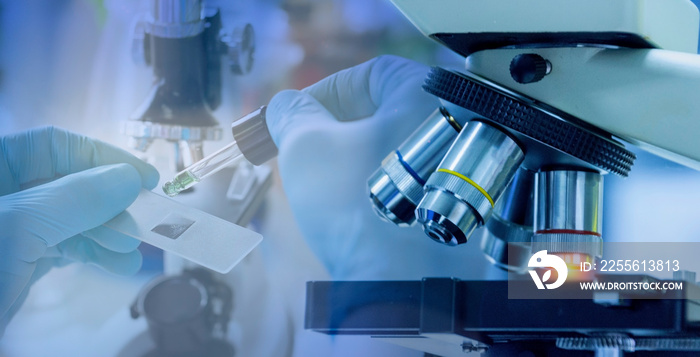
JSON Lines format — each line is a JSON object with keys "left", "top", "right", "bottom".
{"left": 1, "top": 0, "right": 700, "bottom": 356}
{"left": 0, "top": 1, "right": 458, "bottom": 356}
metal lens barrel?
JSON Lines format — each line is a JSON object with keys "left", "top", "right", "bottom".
{"left": 480, "top": 167, "right": 535, "bottom": 272}
{"left": 416, "top": 120, "right": 525, "bottom": 246}
{"left": 368, "top": 107, "right": 460, "bottom": 226}
{"left": 532, "top": 170, "right": 603, "bottom": 259}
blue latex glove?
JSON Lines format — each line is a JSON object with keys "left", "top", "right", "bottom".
{"left": 0, "top": 126, "right": 159, "bottom": 335}
{"left": 267, "top": 55, "right": 498, "bottom": 281}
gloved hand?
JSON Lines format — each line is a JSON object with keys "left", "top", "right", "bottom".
{"left": 0, "top": 126, "right": 159, "bottom": 335}
{"left": 267, "top": 55, "right": 498, "bottom": 281}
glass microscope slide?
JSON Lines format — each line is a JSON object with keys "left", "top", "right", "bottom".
{"left": 102, "top": 189, "right": 262, "bottom": 274}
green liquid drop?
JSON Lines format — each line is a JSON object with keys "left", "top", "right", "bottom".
{"left": 162, "top": 170, "right": 200, "bottom": 197}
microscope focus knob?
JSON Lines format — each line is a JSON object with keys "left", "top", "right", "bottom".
{"left": 509, "top": 54, "right": 551, "bottom": 84}
{"left": 224, "top": 24, "right": 255, "bottom": 75}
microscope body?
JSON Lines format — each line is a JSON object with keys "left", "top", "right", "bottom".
{"left": 118, "top": 2, "right": 286, "bottom": 356}
{"left": 125, "top": 0, "right": 254, "bottom": 170}
{"left": 305, "top": 2, "right": 700, "bottom": 356}
{"left": 370, "top": 0, "right": 700, "bottom": 270}
{"left": 393, "top": 0, "right": 700, "bottom": 168}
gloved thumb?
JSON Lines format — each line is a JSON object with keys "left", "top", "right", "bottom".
{"left": 0, "top": 163, "right": 142, "bottom": 262}
{"left": 266, "top": 89, "right": 340, "bottom": 149}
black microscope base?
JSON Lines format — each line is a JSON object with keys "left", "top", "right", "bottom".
{"left": 305, "top": 278, "right": 700, "bottom": 356}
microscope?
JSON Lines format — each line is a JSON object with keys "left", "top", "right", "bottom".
{"left": 124, "top": 0, "right": 254, "bottom": 171}
{"left": 306, "top": 0, "right": 700, "bottom": 355}
{"left": 121, "top": 0, "right": 272, "bottom": 227}
{"left": 116, "top": 1, "right": 279, "bottom": 356}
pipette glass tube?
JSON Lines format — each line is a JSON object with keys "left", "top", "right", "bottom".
{"left": 163, "top": 140, "right": 244, "bottom": 196}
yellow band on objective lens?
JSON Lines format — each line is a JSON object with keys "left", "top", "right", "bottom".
{"left": 437, "top": 168, "right": 495, "bottom": 208}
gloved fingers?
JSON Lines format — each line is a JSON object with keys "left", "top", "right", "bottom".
{"left": 266, "top": 89, "right": 342, "bottom": 148}
{"left": 302, "top": 55, "right": 432, "bottom": 122}
{"left": 275, "top": 117, "right": 395, "bottom": 235}
{"left": 0, "top": 126, "right": 159, "bottom": 194}
{"left": 81, "top": 225, "right": 141, "bottom": 254}
{"left": 50, "top": 237, "right": 143, "bottom": 275}
{"left": 0, "top": 163, "right": 142, "bottom": 255}
{"left": 267, "top": 56, "right": 438, "bottom": 148}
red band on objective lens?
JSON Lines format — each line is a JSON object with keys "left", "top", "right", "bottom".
{"left": 535, "top": 229, "right": 602, "bottom": 237}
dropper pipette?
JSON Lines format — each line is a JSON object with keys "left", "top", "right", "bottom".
{"left": 162, "top": 106, "right": 277, "bottom": 196}
{"left": 162, "top": 140, "right": 245, "bottom": 196}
